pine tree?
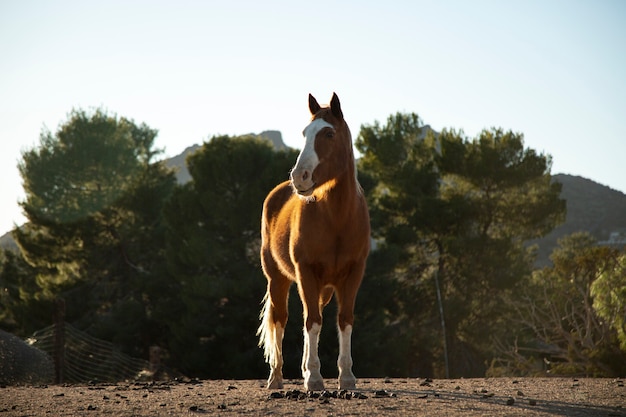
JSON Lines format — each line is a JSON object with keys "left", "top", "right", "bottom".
{"left": 14, "top": 109, "right": 176, "bottom": 357}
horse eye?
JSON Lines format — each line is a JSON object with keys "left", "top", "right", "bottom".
{"left": 325, "top": 130, "right": 335, "bottom": 139}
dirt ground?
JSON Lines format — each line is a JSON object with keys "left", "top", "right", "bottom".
{"left": 1, "top": 377, "right": 624, "bottom": 416}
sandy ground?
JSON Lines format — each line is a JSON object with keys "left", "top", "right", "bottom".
{"left": 1, "top": 377, "right": 624, "bottom": 416}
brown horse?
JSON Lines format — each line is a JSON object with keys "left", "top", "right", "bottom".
{"left": 258, "top": 93, "right": 370, "bottom": 391}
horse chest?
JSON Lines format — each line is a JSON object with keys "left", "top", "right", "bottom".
{"left": 296, "top": 198, "right": 367, "bottom": 256}
{"left": 296, "top": 223, "right": 360, "bottom": 275}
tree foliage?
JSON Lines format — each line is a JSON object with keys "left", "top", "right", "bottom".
{"left": 592, "top": 253, "right": 626, "bottom": 351}
{"left": 0, "top": 249, "right": 46, "bottom": 335}
{"left": 356, "top": 114, "right": 566, "bottom": 377}
{"left": 3, "top": 107, "right": 623, "bottom": 380}
{"left": 10, "top": 109, "right": 176, "bottom": 357}
{"left": 19, "top": 109, "right": 157, "bottom": 224}
{"left": 162, "top": 135, "right": 299, "bottom": 378}
{"left": 499, "top": 233, "right": 626, "bottom": 376}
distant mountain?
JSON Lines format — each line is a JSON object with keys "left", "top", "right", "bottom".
{"left": 0, "top": 231, "right": 18, "bottom": 252}
{"left": 163, "top": 144, "right": 201, "bottom": 184}
{"left": 163, "top": 131, "right": 288, "bottom": 184}
{"left": 531, "top": 174, "right": 626, "bottom": 266}
{"left": 3, "top": 133, "right": 625, "bottom": 267}
{"left": 254, "top": 130, "right": 288, "bottom": 152}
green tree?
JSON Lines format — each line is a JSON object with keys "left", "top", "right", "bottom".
{"left": 356, "top": 114, "right": 444, "bottom": 376}
{"left": 434, "top": 128, "right": 565, "bottom": 375}
{"left": 163, "top": 135, "right": 299, "bottom": 378}
{"left": 0, "top": 249, "right": 49, "bottom": 335}
{"left": 19, "top": 110, "right": 156, "bottom": 224}
{"left": 356, "top": 114, "right": 565, "bottom": 377}
{"left": 592, "top": 253, "right": 626, "bottom": 351}
{"left": 13, "top": 109, "right": 175, "bottom": 356}
{"left": 505, "top": 233, "right": 626, "bottom": 376}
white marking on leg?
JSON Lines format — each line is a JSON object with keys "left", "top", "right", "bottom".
{"left": 337, "top": 324, "right": 356, "bottom": 389}
{"left": 302, "top": 322, "right": 324, "bottom": 391}
{"left": 301, "top": 327, "right": 309, "bottom": 376}
{"left": 267, "top": 323, "right": 284, "bottom": 389}
{"left": 258, "top": 293, "right": 285, "bottom": 388}
{"left": 273, "top": 323, "right": 284, "bottom": 369}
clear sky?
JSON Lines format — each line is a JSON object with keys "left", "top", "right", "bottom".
{"left": 1, "top": 0, "right": 625, "bottom": 235}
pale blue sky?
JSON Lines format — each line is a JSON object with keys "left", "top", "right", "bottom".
{"left": 1, "top": 0, "right": 625, "bottom": 235}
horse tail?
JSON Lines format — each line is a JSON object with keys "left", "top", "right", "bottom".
{"left": 257, "top": 290, "right": 277, "bottom": 366}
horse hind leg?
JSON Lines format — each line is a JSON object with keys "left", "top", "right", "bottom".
{"left": 258, "top": 266, "right": 290, "bottom": 389}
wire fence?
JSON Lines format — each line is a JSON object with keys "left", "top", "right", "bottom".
{"left": 28, "top": 323, "right": 151, "bottom": 383}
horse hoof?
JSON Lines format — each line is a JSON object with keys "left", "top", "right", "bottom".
{"left": 267, "top": 378, "right": 284, "bottom": 389}
{"left": 339, "top": 378, "right": 356, "bottom": 390}
{"left": 305, "top": 379, "right": 325, "bottom": 392}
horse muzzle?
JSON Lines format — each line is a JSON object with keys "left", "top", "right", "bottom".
{"left": 290, "top": 168, "right": 316, "bottom": 196}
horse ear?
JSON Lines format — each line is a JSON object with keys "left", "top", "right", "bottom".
{"left": 309, "top": 94, "right": 321, "bottom": 115}
{"left": 330, "top": 92, "right": 343, "bottom": 119}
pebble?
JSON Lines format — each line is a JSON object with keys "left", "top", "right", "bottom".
{"left": 189, "top": 405, "right": 207, "bottom": 412}
{"left": 374, "top": 390, "right": 396, "bottom": 398}
{"left": 266, "top": 389, "right": 369, "bottom": 401}
{"left": 420, "top": 378, "right": 433, "bottom": 387}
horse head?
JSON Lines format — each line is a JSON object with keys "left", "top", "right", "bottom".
{"left": 291, "top": 93, "right": 353, "bottom": 198}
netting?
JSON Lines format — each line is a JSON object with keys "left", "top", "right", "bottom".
{"left": 28, "top": 323, "right": 151, "bottom": 383}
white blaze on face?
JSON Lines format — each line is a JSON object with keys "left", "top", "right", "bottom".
{"left": 291, "top": 118, "right": 333, "bottom": 193}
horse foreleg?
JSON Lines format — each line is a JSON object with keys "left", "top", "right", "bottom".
{"left": 335, "top": 263, "right": 365, "bottom": 390}
{"left": 302, "top": 321, "right": 323, "bottom": 391}
{"left": 337, "top": 324, "right": 356, "bottom": 389}
{"left": 297, "top": 275, "right": 325, "bottom": 391}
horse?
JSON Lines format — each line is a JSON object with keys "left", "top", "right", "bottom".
{"left": 257, "top": 92, "right": 370, "bottom": 391}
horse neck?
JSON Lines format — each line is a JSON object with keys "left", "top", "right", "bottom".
{"left": 312, "top": 124, "right": 361, "bottom": 216}
{"left": 335, "top": 126, "right": 358, "bottom": 195}
{"left": 319, "top": 154, "right": 360, "bottom": 218}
